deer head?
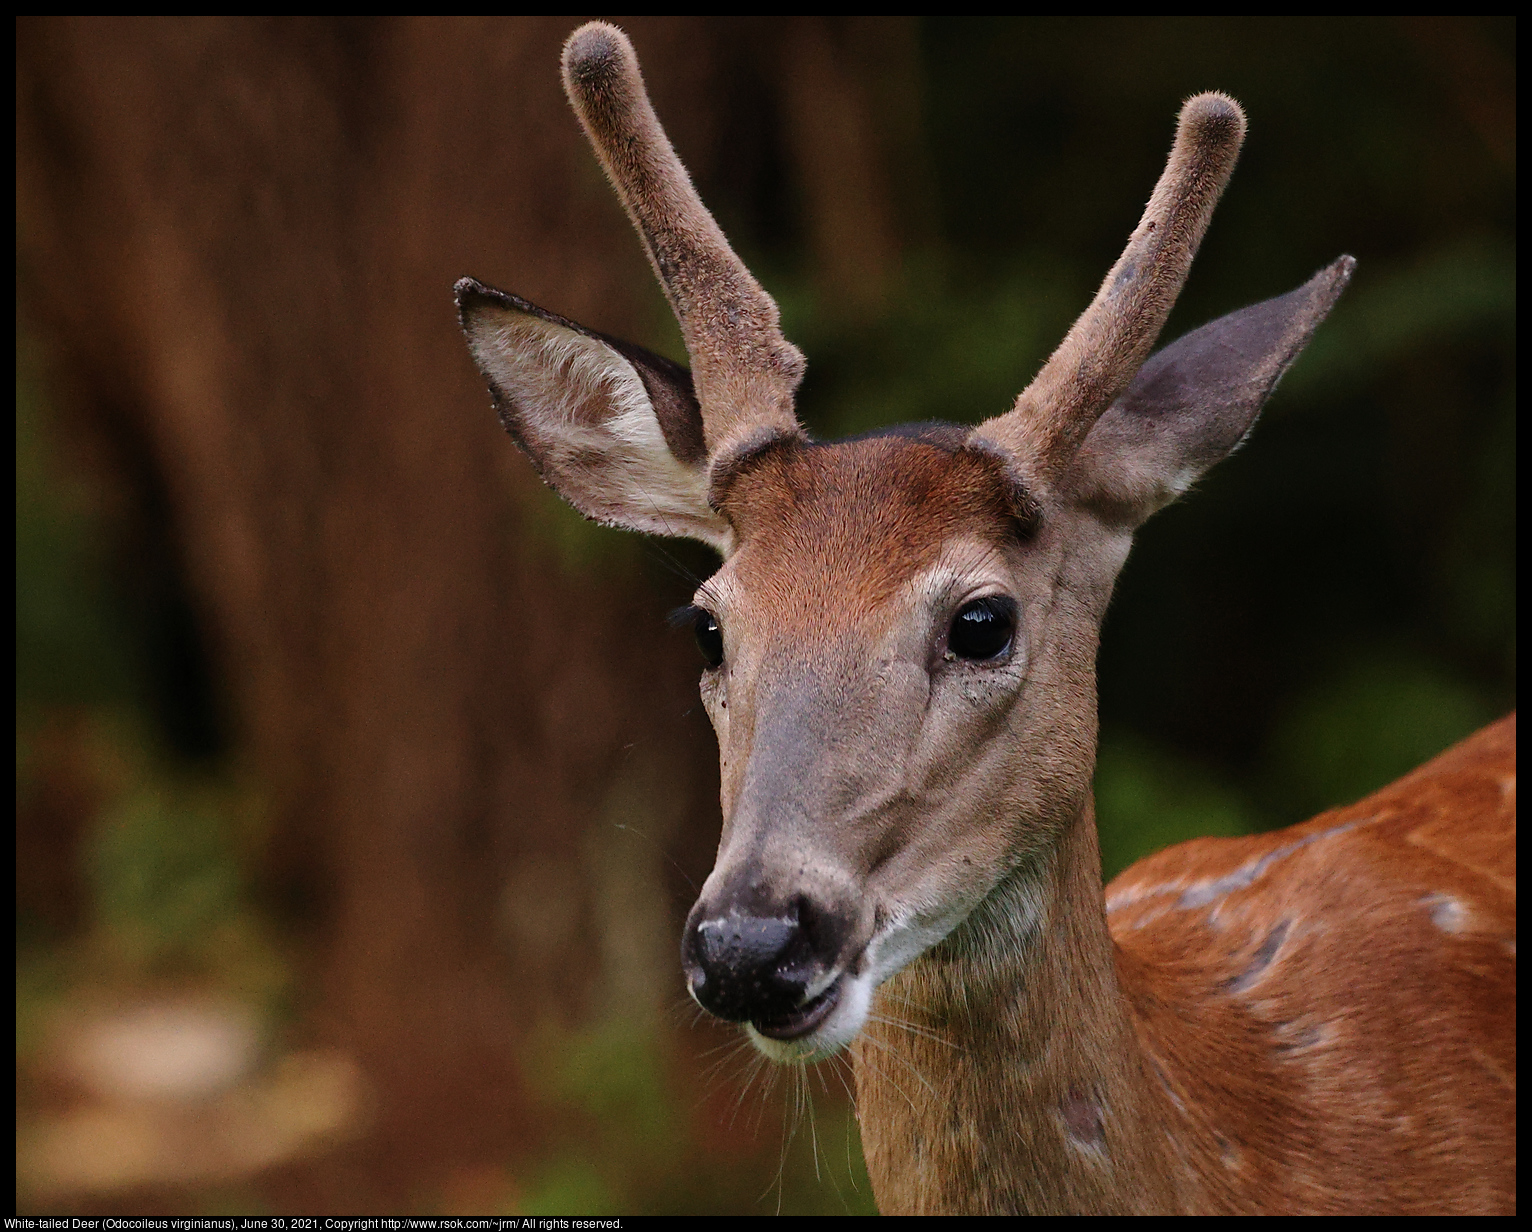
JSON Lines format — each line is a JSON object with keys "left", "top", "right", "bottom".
{"left": 456, "top": 23, "right": 1351, "bottom": 1064}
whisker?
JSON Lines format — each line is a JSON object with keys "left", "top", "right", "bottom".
{"left": 699, "top": 1043, "right": 752, "bottom": 1083}
{"left": 805, "top": 1065, "right": 825, "bottom": 1187}
{"left": 750, "top": 1058, "right": 783, "bottom": 1137}
{"left": 858, "top": 1030, "right": 935, "bottom": 1106}
{"left": 609, "top": 821, "right": 698, "bottom": 894}
{"left": 837, "top": 1055, "right": 862, "bottom": 1196}
{"left": 762, "top": 1068, "right": 796, "bottom": 1212}
{"left": 828, "top": 1051, "right": 859, "bottom": 1115}
{"left": 848, "top": 1041, "right": 917, "bottom": 1119}
{"left": 665, "top": 992, "right": 708, "bottom": 1028}
{"left": 865, "top": 1010, "right": 962, "bottom": 1051}
{"left": 643, "top": 538, "right": 704, "bottom": 587}
{"left": 696, "top": 1034, "right": 749, "bottom": 1061}
{"left": 700, "top": 1035, "right": 757, "bottom": 1091}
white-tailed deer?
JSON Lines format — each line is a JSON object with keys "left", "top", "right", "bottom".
{"left": 456, "top": 23, "right": 1515, "bottom": 1214}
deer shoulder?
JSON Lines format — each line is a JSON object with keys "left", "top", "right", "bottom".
{"left": 1105, "top": 714, "right": 1515, "bottom": 1213}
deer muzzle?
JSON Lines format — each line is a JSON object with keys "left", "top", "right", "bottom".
{"left": 681, "top": 877, "right": 860, "bottom": 1035}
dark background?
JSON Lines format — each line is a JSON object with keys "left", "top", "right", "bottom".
{"left": 16, "top": 16, "right": 1514, "bottom": 1215}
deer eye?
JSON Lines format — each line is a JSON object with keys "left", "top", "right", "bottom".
{"left": 694, "top": 609, "right": 725, "bottom": 668}
{"left": 948, "top": 597, "right": 1016, "bottom": 662}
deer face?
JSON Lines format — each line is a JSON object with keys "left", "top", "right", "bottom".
{"left": 682, "top": 436, "right": 1101, "bottom": 1058}
{"left": 456, "top": 22, "right": 1350, "bottom": 1064}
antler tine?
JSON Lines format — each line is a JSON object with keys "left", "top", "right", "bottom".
{"left": 973, "top": 93, "right": 1247, "bottom": 494}
{"left": 562, "top": 22, "right": 806, "bottom": 456}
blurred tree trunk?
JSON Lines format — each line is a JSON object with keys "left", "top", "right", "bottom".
{"left": 777, "top": 17, "right": 932, "bottom": 321}
{"left": 15, "top": 15, "right": 743, "bottom": 1201}
{"left": 17, "top": 15, "right": 913, "bottom": 1205}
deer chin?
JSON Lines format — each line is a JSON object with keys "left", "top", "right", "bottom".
{"left": 741, "top": 889, "right": 994, "bottom": 1064}
{"left": 746, "top": 972, "right": 873, "bottom": 1064}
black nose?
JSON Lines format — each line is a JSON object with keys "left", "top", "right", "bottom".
{"left": 682, "top": 902, "right": 823, "bottom": 1023}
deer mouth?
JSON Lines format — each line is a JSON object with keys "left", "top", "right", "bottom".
{"left": 750, "top": 977, "right": 843, "bottom": 1041}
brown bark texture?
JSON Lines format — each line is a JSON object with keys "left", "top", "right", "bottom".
{"left": 17, "top": 16, "right": 836, "bottom": 1201}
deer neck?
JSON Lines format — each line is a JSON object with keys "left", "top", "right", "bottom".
{"left": 852, "top": 793, "right": 1183, "bottom": 1215}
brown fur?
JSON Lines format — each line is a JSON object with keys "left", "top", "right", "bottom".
{"left": 717, "top": 438, "right": 1021, "bottom": 630}
{"left": 856, "top": 716, "right": 1515, "bottom": 1214}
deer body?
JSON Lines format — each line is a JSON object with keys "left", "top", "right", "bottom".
{"left": 456, "top": 23, "right": 1515, "bottom": 1214}
{"left": 857, "top": 718, "right": 1515, "bottom": 1214}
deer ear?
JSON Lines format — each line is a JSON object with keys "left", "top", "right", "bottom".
{"left": 456, "top": 278, "right": 732, "bottom": 552}
{"left": 1064, "top": 257, "right": 1354, "bottom": 528}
